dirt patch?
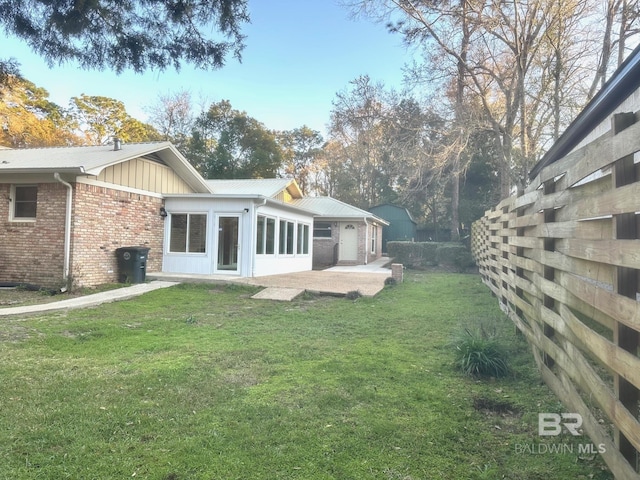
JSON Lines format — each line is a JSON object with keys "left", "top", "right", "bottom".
{"left": 0, "top": 324, "right": 39, "bottom": 342}
{"left": 0, "top": 284, "right": 126, "bottom": 310}
{"left": 473, "top": 396, "right": 524, "bottom": 434}
{"left": 0, "top": 287, "right": 62, "bottom": 308}
{"left": 473, "top": 396, "right": 521, "bottom": 415}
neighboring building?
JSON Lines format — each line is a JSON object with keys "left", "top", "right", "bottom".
{"left": 0, "top": 144, "right": 385, "bottom": 288}
{"left": 368, "top": 204, "right": 417, "bottom": 253}
{"left": 291, "top": 197, "right": 388, "bottom": 268}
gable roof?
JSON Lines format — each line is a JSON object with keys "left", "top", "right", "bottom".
{"left": 0, "top": 142, "right": 211, "bottom": 193}
{"left": 291, "top": 196, "right": 389, "bottom": 225}
{"left": 206, "top": 178, "right": 303, "bottom": 198}
{"left": 369, "top": 203, "right": 417, "bottom": 224}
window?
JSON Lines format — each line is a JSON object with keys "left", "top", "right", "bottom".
{"left": 256, "top": 216, "right": 264, "bottom": 254}
{"left": 11, "top": 185, "right": 37, "bottom": 220}
{"left": 313, "top": 221, "right": 332, "bottom": 238}
{"left": 266, "top": 217, "right": 275, "bottom": 254}
{"left": 371, "top": 224, "right": 378, "bottom": 253}
{"left": 256, "top": 215, "right": 276, "bottom": 255}
{"left": 279, "top": 220, "right": 295, "bottom": 255}
{"left": 169, "top": 213, "right": 207, "bottom": 253}
{"left": 297, "top": 223, "right": 310, "bottom": 255}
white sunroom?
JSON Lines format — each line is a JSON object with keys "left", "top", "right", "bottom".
{"left": 161, "top": 179, "right": 314, "bottom": 277}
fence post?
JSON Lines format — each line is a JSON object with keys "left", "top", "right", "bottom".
{"left": 391, "top": 263, "right": 403, "bottom": 283}
{"left": 611, "top": 112, "right": 640, "bottom": 470}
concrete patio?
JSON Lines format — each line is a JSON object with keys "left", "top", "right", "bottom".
{"left": 147, "top": 256, "right": 395, "bottom": 298}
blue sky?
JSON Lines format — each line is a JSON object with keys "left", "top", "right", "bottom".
{"left": 5, "top": 1, "right": 413, "bottom": 136}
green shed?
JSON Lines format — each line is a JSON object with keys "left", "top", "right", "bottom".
{"left": 368, "top": 204, "right": 417, "bottom": 253}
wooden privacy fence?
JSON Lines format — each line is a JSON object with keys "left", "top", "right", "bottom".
{"left": 471, "top": 113, "right": 640, "bottom": 480}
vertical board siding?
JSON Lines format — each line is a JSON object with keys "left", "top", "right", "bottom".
{"left": 472, "top": 114, "right": 640, "bottom": 480}
{"left": 97, "top": 157, "right": 194, "bottom": 194}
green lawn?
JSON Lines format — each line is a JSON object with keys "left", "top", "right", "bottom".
{"left": 0, "top": 273, "right": 611, "bottom": 479}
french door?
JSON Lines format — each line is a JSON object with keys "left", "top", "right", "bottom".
{"left": 216, "top": 215, "right": 240, "bottom": 273}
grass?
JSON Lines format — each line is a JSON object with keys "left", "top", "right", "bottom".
{"left": 0, "top": 273, "right": 612, "bottom": 479}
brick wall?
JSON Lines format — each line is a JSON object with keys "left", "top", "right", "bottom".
{"left": 312, "top": 223, "right": 339, "bottom": 268}
{"left": 312, "top": 220, "right": 385, "bottom": 268}
{"left": 0, "top": 181, "right": 165, "bottom": 289}
{"left": 72, "top": 183, "right": 165, "bottom": 287}
{"left": 0, "top": 183, "right": 66, "bottom": 287}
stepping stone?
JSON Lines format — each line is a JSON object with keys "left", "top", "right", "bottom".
{"left": 251, "top": 287, "right": 305, "bottom": 301}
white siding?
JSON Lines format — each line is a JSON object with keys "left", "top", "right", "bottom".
{"left": 252, "top": 204, "right": 313, "bottom": 277}
{"left": 161, "top": 197, "right": 314, "bottom": 277}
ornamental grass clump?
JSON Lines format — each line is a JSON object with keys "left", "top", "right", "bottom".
{"left": 454, "top": 328, "right": 510, "bottom": 378}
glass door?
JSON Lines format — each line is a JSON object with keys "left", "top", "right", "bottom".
{"left": 216, "top": 216, "right": 240, "bottom": 272}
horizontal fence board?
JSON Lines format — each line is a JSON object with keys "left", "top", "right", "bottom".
{"left": 512, "top": 213, "right": 541, "bottom": 229}
{"left": 560, "top": 181, "right": 640, "bottom": 221}
{"left": 539, "top": 251, "right": 615, "bottom": 286}
{"left": 536, "top": 130, "right": 611, "bottom": 187}
{"left": 556, "top": 238, "right": 640, "bottom": 269}
{"left": 538, "top": 361, "right": 640, "bottom": 480}
{"left": 557, "top": 271, "right": 640, "bottom": 332}
{"left": 537, "top": 218, "right": 613, "bottom": 240}
{"left": 612, "top": 115, "right": 640, "bottom": 160}
{"left": 510, "top": 236, "right": 540, "bottom": 249}
{"left": 532, "top": 307, "right": 640, "bottom": 458}
{"left": 560, "top": 304, "right": 640, "bottom": 391}
{"left": 472, "top": 115, "right": 640, "bottom": 479}
{"left": 514, "top": 189, "right": 541, "bottom": 209}
{"left": 511, "top": 255, "right": 542, "bottom": 274}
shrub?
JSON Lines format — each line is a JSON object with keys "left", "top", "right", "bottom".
{"left": 454, "top": 329, "right": 510, "bottom": 378}
{"left": 436, "top": 243, "right": 475, "bottom": 272}
{"left": 384, "top": 276, "right": 397, "bottom": 286}
{"left": 387, "top": 241, "right": 439, "bottom": 268}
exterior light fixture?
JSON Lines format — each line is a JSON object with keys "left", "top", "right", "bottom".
{"left": 159, "top": 207, "right": 168, "bottom": 219}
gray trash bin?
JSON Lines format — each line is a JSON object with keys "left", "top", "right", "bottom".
{"left": 116, "top": 247, "right": 150, "bottom": 283}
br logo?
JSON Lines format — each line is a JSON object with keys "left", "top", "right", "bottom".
{"left": 538, "top": 413, "right": 583, "bottom": 436}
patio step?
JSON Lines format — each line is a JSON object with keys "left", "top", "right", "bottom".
{"left": 251, "top": 287, "right": 305, "bottom": 301}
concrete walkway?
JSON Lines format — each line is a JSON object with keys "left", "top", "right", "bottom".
{"left": 0, "top": 281, "right": 179, "bottom": 316}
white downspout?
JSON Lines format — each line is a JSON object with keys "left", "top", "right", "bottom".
{"left": 54, "top": 173, "right": 72, "bottom": 290}
{"left": 364, "top": 217, "right": 369, "bottom": 265}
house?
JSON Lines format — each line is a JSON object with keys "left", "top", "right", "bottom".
{"left": 368, "top": 204, "right": 417, "bottom": 253}
{"left": 0, "top": 142, "right": 209, "bottom": 289}
{"left": 290, "top": 196, "right": 388, "bottom": 268}
{"left": 0, "top": 142, "right": 385, "bottom": 288}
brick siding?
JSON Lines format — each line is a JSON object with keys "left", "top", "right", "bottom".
{"left": 0, "top": 181, "right": 165, "bottom": 289}
{"left": 0, "top": 183, "right": 66, "bottom": 287}
{"left": 312, "top": 221, "right": 384, "bottom": 268}
{"left": 312, "top": 223, "right": 340, "bottom": 268}
{"left": 71, "top": 183, "right": 164, "bottom": 287}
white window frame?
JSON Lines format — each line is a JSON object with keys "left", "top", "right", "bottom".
{"left": 10, "top": 184, "right": 38, "bottom": 221}
{"left": 168, "top": 212, "right": 207, "bottom": 254}
{"left": 256, "top": 215, "right": 276, "bottom": 256}
{"left": 313, "top": 221, "right": 332, "bottom": 238}
{"left": 297, "top": 223, "right": 310, "bottom": 255}
{"left": 371, "top": 224, "right": 378, "bottom": 254}
{"left": 278, "top": 219, "right": 295, "bottom": 256}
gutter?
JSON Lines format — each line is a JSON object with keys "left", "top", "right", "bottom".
{"left": 54, "top": 173, "right": 72, "bottom": 291}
